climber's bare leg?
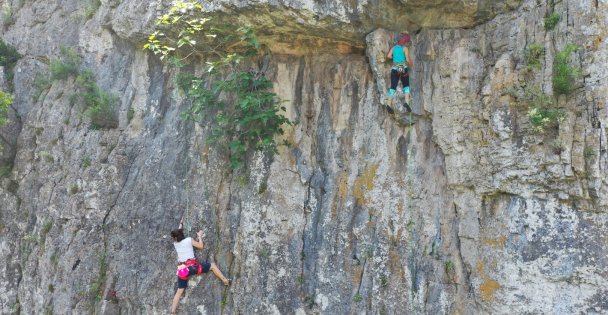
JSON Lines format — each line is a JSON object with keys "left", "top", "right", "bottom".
{"left": 210, "top": 263, "right": 230, "bottom": 285}
{"left": 171, "top": 288, "right": 185, "bottom": 314}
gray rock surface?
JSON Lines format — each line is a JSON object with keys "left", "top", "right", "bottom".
{"left": 0, "top": 0, "right": 607, "bottom": 314}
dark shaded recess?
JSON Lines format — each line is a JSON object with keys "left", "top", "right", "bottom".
{"left": 302, "top": 170, "right": 327, "bottom": 299}
{"left": 72, "top": 259, "right": 81, "bottom": 271}
{"left": 397, "top": 133, "right": 410, "bottom": 169}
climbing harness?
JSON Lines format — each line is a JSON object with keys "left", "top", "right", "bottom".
{"left": 395, "top": 64, "right": 409, "bottom": 77}
{"left": 177, "top": 258, "right": 202, "bottom": 280}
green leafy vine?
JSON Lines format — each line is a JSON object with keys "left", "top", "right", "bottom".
{"left": 145, "top": 1, "right": 291, "bottom": 169}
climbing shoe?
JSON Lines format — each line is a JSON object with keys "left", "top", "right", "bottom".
{"left": 403, "top": 86, "right": 410, "bottom": 94}
{"left": 388, "top": 89, "right": 396, "bottom": 97}
{"left": 402, "top": 102, "right": 412, "bottom": 112}
{"left": 384, "top": 104, "right": 395, "bottom": 114}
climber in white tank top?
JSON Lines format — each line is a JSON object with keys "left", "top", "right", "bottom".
{"left": 169, "top": 221, "right": 231, "bottom": 315}
{"left": 173, "top": 237, "right": 195, "bottom": 262}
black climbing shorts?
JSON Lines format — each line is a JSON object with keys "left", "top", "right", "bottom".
{"left": 176, "top": 261, "right": 211, "bottom": 289}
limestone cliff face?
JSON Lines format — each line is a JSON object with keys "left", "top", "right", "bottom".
{"left": 0, "top": 0, "right": 607, "bottom": 314}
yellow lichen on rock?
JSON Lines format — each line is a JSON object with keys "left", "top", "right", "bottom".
{"left": 352, "top": 163, "right": 378, "bottom": 205}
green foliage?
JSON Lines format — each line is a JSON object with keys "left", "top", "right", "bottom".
{"left": 0, "top": 39, "right": 20, "bottom": 83}
{"left": 146, "top": 1, "right": 291, "bottom": 170}
{"left": 127, "top": 108, "right": 135, "bottom": 122}
{"left": 20, "top": 232, "right": 37, "bottom": 265}
{"left": 0, "top": 90, "right": 12, "bottom": 128}
{"left": 74, "top": 70, "right": 118, "bottom": 129}
{"left": 41, "top": 219, "right": 52, "bottom": 236}
{"left": 144, "top": 1, "right": 258, "bottom": 67}
{"left": 549, "top": 138, "right": 566, "bottom": 154}
{"left": 38, "top": 48, "right": 118, "bottom": 129}
{"left": 544, "top": 12, "right": 560, "bottom": 31}
{"left": 220, "top": 293, "right": 228, "bottom": 310}
{"left": 70, "top": 184, "right": 79, "bottom": 194}
{"left": 258, "top": 246, "right": 270, "bottom": 258}
{"left": 50, "top": 252, "right": 59, "bottom": 267}
{"left": 553, "top": 44, "right": 580, "bottom": 95}
{"left": 84, "top": 0, "right": 101, "bottom": 19}
{"left": 304, "top": 295, "right": 316, "bottom": 308}
{"left": 523, "top": 43, "right": 545, "bottom": 70}
{"left": 524, "top": 87, "right": 566, "bottom": 133}
{"left": 0, "top": 40, "right": 19, "bottom": 69}
{"left": 366, "top": 246, "right": 374, "bottom": 258}
{"left": 2, "top": 4, "right": 14, "bottom": 26}
{"left": 583, "top": 146, "right": 595, "bottom": 159}
{"left": 379, "top": 274, "right": 389, "bottom": 288}
{"left": 89, "top": 252, "right": 108, "bottom": 304}
{"left": 0, "top": 165, "right": 11, "bottom": 177}
{"left": 352, "top": 293, "right": 363, "bottom": 303}
{"left": 445, "top": 260, "right": 455, "bottom": 273}
{"left": 258, "top": 182, "right": 267, "bottom": 194}
{"left": 81, "top": 157, "right": 92, "bottom": 168}
{"left": 10, "top": 302, "right": 20, "bottom": 314}
{"left": 503, "top": 85, "right": 520, "bottom": 99}
{"left": 33, "top": 72, "right": 52, "bottom": 101}
{"left": 40, "top": 151, "right": 54, "bottom": 163}
{"left": 179, "top": 71, "right": 291, "bottom": 169}
{"left": 50, "top": 47, "right": 80, "bottom": 80}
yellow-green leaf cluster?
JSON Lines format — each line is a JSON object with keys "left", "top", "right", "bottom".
{"left": 0, "top": 90, "right": 12, "bottom": 127}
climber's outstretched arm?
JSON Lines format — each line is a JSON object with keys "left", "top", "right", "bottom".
{"left": 405, "top": 47, "right": 413, "bottom": 68}
{"left": 386, "top": 46, "right": 394, "bottom": 59}
{"left": 191, "top": 230, "right": 205, "bottom": 250}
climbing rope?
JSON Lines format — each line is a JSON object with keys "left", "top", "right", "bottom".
{"left": 180, "top": 137, "right": 199, "bottom": 235}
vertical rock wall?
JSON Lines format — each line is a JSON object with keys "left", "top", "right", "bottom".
{"left": 0, "top": 0, "right": 607, "bottom": 314}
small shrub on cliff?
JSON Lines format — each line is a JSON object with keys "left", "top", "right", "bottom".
{"left": 33, "top": 71, "right": 52, "bottom": 101}
{"left": 69, "top": 184, "right": 79, "bottom": 194}
{"left": 84, "top": 0, "right": 101, "bottom": 19}
{"left": 549, "top": 138, "right": 566, "bottom": 154}
{"left": 0, "top": 39, "right": 21, "bottom": 83}
{"left": 43, "top": 48, "right": 118, "bottom": 129}
{"left": 544, "top": 12, "right": 560, "bottom": 31}
{"left": 524, "top": 87, "right": 566, "bottom": 133}
{"left": 1, "top": 4, "right": 14, "bottom": 27}
{"left": 0, "top": 90, "right": 11, "bottom": 127}
{"left": 75, "top": 70, "right": 118, "bottom": 129}
{"left": 0, "top": 90, "right": 13, "bottom": 154}
{"left": 523, "top": 43, "right": 544, "bottom": 70}
{"left": 145, "top": 1, "right": 291, "bottom": 170}
{"left": 553, "top": 44, "right": 580, "bottom": 95}
{"left": 583, "top": 147, "right": 596, "bottom": 160}
{"left": 89, "top": 252, "right": 108, "bottom": 305}
{"left": 178, "top": 72, "right": 290, "bottom": 169}
{"left": 50, "top": 47, "right": 81, "bottom": 80}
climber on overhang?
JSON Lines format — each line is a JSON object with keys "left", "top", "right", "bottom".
{"left": 386, "top": 33, "right": 413, "bottom": 109}
{"left": 170, "top": 219, "right": 230, "bottom": 315}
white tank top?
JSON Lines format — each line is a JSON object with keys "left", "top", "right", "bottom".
{"left": 174, "top": 237, "right": 195, "bottom": 262}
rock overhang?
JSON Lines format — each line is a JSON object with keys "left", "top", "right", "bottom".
{"left": 200, "top": 0, "right": 523, "bottom": 54}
